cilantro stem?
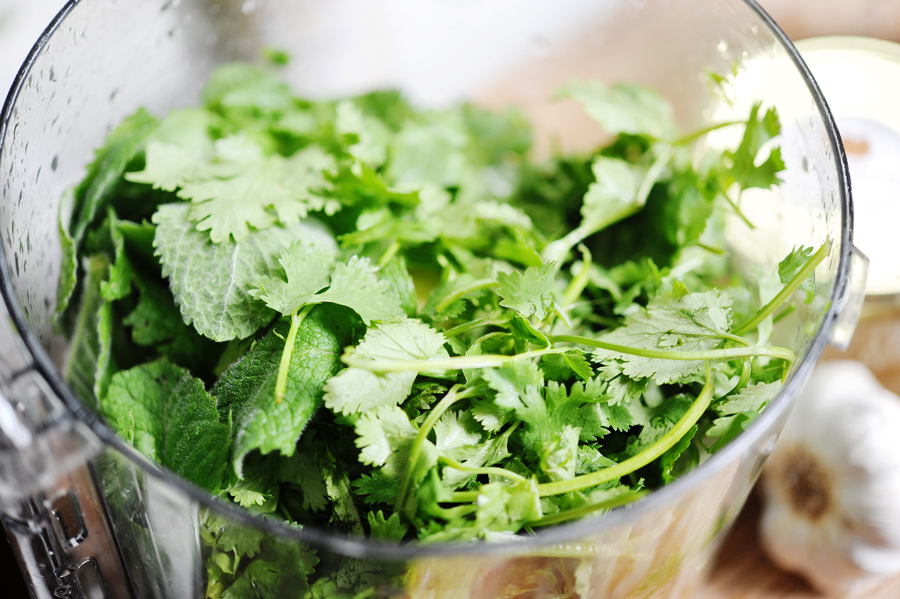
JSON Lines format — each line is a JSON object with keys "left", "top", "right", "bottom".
{"left": 439, "top": 457, "right": 527, "bottom": 483}
{"left": 274, "top": 304, "right": 314, "bottom": 404}
{"left": 562, "top": 245, "right": 592, "bottom": 308}
{"left": 549, "top": 335, "right": 794, "bottom": 366}
{"left": 672, "top": 120, "right": 744, "bottom": 146}
{"left": 379, "top": 240, "right": 401, "bottom": 267}
{"left": 537, "top": 365, "right": 715, "bottom": 496}
{"left": 435, "top": 279, "right": 498, "bottom": 315}
{"left": 343, "top": 347, "right": 566, "bottom": 374}
{"left": 450, "top": 491, "right": 479, "bottom": 503}
{"left": 732, "top": 238, "right": 831, "bottom": 335}
{"left": 441, "top": 315, "right": 504, "bottom": 339}
{"left": 527, "top": 490, "right": 649, "bottom": 527}
{"left": 395, "top": 385, "right": 473, "bottom": 515}
{"left": 723, "top": 192, "right": 755, "bottom": 229}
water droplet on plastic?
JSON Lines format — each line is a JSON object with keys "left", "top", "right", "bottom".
{"left": 241, "top": 0, "right": 260, "bottom": 14}
{"left": 717, "top": 40, "right": 728, "bottom": 53}
{"left": 51, "top": 155, "right": 58, "bottom": 172}
{"left": 749, "top": 24, "right": 759, "bottom": 34}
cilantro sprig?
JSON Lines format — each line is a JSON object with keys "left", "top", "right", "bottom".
{"left": 58, "top": 61, "right": 822, "bottom": 598}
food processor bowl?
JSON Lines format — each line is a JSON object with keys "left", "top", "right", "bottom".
{"left": 0, "top": 1, "right": 867, "bottom": 598}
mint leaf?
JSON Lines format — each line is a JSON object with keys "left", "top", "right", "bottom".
{"left": 564, "top": 81, "right": 677, "bottom": 139}
{"left": 213, "top": 305, "right": 354, "bottom": 476}
{"left": 102, "top": 359, "right": 230, "bottom": 492}
{"left": 71, "top": 108, "right": 159, "bottom": 245}
{"left": 153, "top": 203, "right": 334, "bottom": 342}
{"left": 323, "top": 320, "right": 449, "bottom": 414}
{"left": 63, "top": 255, "right": 114, "bottom": 411}
{"left": 496, "top": 263, "right": 556, "bottom": 322}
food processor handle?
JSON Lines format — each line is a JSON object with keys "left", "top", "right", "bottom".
{"left": 0, "top": 304, "right": 134, "bottom": 599}
{"left": 827, "top": 243, "right": 869, "bottom": 350}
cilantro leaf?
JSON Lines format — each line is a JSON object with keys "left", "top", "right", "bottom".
{"left": 221, "top": 542, "right": 318, "bottom": 599}
{"left": 301, "top": 256, "right": 405, "bottom": 325}
{"left": 722, "top": 102, "right": 785, "bottom": 191}
{"left": 323, "top": 320, "right": 449, "bottom": 414}
{"left": 101, "top": 359, "right": 230, "bottom": 492}
{"left": 778, "top": 245, "right": 816, "bottom": 304}
{"left": 563, "top": 81, "right": 677, "bottom": 139}
{"left": 495, "top": 263, "right": 556, "bottom": 322}
{"left": 367, "top": 511, "right": 408, "bottom": 542}
{"left": 592, "top": 290, "right": 734, "bottom": 384}
{"left": 253, "top": 245, "right": 403, "bottom": 324}
{"left": 352, "top": 472, "right": 399, "bottom": 506}
{"left": 213, "top": 305, "right": 355, "bottom": 476}
{"left": 354, "top": 405, "right": 438, "bottom": 481}
{"left": 251, "top": 242, "right": 335, "bottom": 315}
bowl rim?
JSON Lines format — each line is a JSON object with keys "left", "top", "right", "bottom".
{"left": 0, "top": 0, "right": 854, "bottom": 560}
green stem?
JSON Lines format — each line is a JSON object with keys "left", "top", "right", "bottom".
{"left": 450, "top": 491, "right": 479, "bottom": 503}
{"left": 435, "top": 279, "right": 498, "bottom": 315}
{"left": 395, "top": 385, "right": 472, "bottom": 514}
{"left": 562, "top": 245, "right": 592, "bottom": 308}
{"left": 343, "top": 347, "right": 566, "bottom": 374}
{"left": 379, "top": 240, "right": 401, "bottom": 267}
{"left": 274, "top": 305, "right": 314, "bottom": 404}
{"left": 441, "top": 315, "right": 503, "bottom": 339}
{"left": 723, "top": 191, "right": 756, "bottom": 230}
{"left": 537, "top": 365, "right": 715, "bottom": 496}
{"left": 550, "top": 334, "right": 793, "bottom": 366}
{"left": 527, "top": 490, "right": 649, "bottom": 527}
{"left": 439, "top": 457, "right": 527, "bottom": 483}
{"left": 672, "top": 120, "right": 743, "bottom": 145}
{"left": 736, "top": 359, "right": 752, "bottom": 390}
{"left": 732, "top": 238, "right": 831, "bottom": 335}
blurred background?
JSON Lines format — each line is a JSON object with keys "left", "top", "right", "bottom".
{"left": 1, "top": 1, "right": 899, "bottom": 598}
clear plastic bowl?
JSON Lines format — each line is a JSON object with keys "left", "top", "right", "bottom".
{"left": 0, "top": 1, "right": 867, "bottom": 598}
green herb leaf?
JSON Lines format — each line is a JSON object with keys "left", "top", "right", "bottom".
{"left": 564, "top": 81, "right": 677, "bottom": 139}
{"left": 777, "top": 245, "right": 817, "bottom": 304}
{"left": 102, "top": 359, "right": 230, "bottom": 492}
{"left": 496, "top": 263, "right": 556, "bottom": 322}
{"left": 153, "top": 203, "right": 334, "bottom": 342}
{"left": 213, "top": 306, "right": 354, "bottom": 476}
{"left": 324, "top": 320, "right": 449, "bottom": 414}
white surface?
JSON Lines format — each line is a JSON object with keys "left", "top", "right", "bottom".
{"left": 0, "top": 0, "right": 66, "bottom": 103}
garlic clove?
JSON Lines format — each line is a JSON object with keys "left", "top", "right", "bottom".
{"left": 759, "top": 360, "right": 900, "bottom": 596}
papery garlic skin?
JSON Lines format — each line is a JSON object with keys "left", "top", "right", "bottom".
{"left": 759, "top": 360, "right": 900, "bottom": 596}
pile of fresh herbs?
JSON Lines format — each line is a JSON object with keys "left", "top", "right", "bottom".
{"left": 58, "top": 60, "right": 827, "bottom": 596}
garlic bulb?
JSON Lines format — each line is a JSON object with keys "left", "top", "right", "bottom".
{"left": 759, "top": 360, "right": 900, "bottom": 596}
